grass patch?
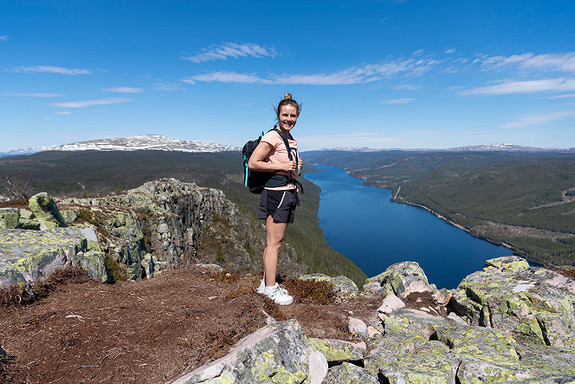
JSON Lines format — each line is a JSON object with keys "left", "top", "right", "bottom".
{"left": 283, "top": 277, "right": 337, "bottom": 305}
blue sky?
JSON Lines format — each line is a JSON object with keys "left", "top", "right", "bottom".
{"left": 2, "top": 0, "right": 575, "bottom": 152}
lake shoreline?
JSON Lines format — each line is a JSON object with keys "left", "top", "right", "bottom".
{"left": 391, "top": 197, "right": 516, "bottom": 251}
{"left": 310, "top": 164, "right": 517, "bottom": 254}
{"left": 305, "top": 165, "right": 515, "bottom": 288}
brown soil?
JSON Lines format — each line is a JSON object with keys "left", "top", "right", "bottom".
{"left": 0, "top": 266, "right": 382, "bottom": 384}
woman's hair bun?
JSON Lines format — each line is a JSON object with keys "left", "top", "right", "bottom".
{"left": 283, "top": 93, "right": 293, "bottom": 100}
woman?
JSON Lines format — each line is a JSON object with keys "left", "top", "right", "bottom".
{"left": 248, "top": 93, "right": 303, "bottom": 305}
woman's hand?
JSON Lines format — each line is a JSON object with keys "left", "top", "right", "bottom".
{"left": 279, "top": 160, "right": 297, "bottom": 172}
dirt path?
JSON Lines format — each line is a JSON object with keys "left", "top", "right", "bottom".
{"left": 0, "top": 266, "right": 381, "bottom": 384}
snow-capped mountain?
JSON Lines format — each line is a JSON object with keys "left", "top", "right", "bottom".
{"left": 446, "top": 143, "right": 557, "bottom": 152}
{"left": 47, "top": 134, "right": 239, "bottom": 153}
{"left": 316, "top": 143, "right": 574, "bottom": 153}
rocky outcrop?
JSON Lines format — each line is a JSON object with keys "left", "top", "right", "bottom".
{"left": 172, "top": 256, "right": 575, "bottom": 383}
{"left": 1, "top": 179, "right": 306, "bottom": 290}
{"left": 451, "top": 256, "right": 575, "bottom": 347}
{"left": 61, "top": 178, "right": 304, "bottom": 280}
{"left": 0, "top": 227, "right": 108, "bottom": 289}
{"left": 0, "top": 192, "right": 70, "bottom": 231}
{"left": 28, "top": 192, "right": 68, "bottom": 229}
{"left": 0, "top": 191, "right": 108, "bottom": 288}
{"left": 362, "top": 261, "right": 434, "bottom": 297}
{"left": 173, "top": 319, "right": 329, "bottom": 384}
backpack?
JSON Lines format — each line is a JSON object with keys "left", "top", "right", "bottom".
{"left": 242, "top": 128, "right": 300, "bottom": 194}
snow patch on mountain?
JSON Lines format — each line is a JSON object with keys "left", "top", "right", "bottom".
{"left": 47, "top": 134, "right": 239, "bottom": 153}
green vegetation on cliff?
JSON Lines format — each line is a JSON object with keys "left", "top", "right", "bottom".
{"left": 303, "top": 150, "right": 575, "bottom": 267}
{"left": 0, "top": 150, "right": 366, "bottom": 285}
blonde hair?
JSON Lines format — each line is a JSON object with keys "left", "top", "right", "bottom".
{"left": 275, "top": 93, "right": 301, "bottom": 117}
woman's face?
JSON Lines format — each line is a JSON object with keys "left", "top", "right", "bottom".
{"left": 277, "top": 104, "right": 298, "bottom": 133}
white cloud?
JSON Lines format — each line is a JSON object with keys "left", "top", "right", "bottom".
{"left": 183, "top": 42, "right": 276, "bottom": 63}
{"left": 394, "top": 84, "right": 421, "bottom": 90}
{"left": 481, "top": 52, "right": 575, "bottom": 73}
{"left": 103, "top": 87, "right": 143, "bottom": 93}
{"left": 0, "top": 35, "right": 10, "bottom": 42}
{"left": 460, "top": 52, "right": 575, "bottom": 96}
{"left": 272, "top": 70, "right": 369, "bottom": 85}
{"left": 5, "top": 92, "right": 64, "bottom": 98}
{"left": 461, "top": 77, "right": 575, "bottom": 95}
{"left": 54, "top": 111, "right": 72, "bottom": 115}
{"left": 13, "top": 66, "right": 92, "bottom": 75}
{"left": 154, "top": 80, "right": 184, "bottom": 91}
{"left": 182, "top": 71, "right": 271, "bottom": 84}
{"left": 380, "top": 98, "right": 415, "bottom": 104}
{"left": 184, "top": 57, "right": 439, "bottom": 86}
{"left": 498, "top": 109, "right": 575, "bottom": 129}
{"left": 50, "top": 97, "right": 133, "bottom": 108}
{"left": 547, "top": 93, "right": 575, "bottom": 99}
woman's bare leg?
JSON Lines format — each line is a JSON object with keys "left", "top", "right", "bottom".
{"left": 263, "top": 215, "right": 288, "bottom": 287}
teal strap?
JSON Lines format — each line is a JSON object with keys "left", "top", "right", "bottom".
{"left": 243, "top": 155, "right": 249, "bottom": 187}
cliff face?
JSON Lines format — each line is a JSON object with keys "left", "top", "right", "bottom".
{"left": 0, "top": 178, "right": 306, "bottom": 290}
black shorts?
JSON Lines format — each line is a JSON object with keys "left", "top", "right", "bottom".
{"left": 258, "top": 189, "right": 299, "bottom": 224}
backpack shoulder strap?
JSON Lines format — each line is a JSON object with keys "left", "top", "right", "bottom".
{"left": 272, "top": 128, "right": 293, "bottom": 160}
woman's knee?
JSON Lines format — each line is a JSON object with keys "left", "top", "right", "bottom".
{"left": 266, "top": 239, "right": 283, "bottom": 251}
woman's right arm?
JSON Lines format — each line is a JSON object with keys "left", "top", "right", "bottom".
{"left": 248, "top": 141, "right": 296, "bottom": 172}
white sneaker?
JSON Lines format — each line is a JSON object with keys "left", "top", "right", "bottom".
{"left": 263, "top": 283, "right": 293, "bottom": 305}
{"left": 256, "top": 279, "right": 288, "bottom": 295}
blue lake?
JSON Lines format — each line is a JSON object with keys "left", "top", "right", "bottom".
{"left": 304, "top": 166, "right": 515, "bottom": 289}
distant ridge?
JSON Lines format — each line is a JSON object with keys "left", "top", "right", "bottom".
{"left": 317, "top": 143, "right": 575, "bottom": 153}
{"left": 3, "top": 137, "right": 574, "bottom": 158}
{"left": 47, "top": 134, "right": 239, "bottom": 153}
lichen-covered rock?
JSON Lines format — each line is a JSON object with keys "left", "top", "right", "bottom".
{"left": 511, "top": 375, "right": 575, "bottom": 383}
{"left": 0, "top": 227, "right": 110, "bottom": 288}
{"left": 299, "top": 273, "right": 331, "bottom": 282}
{"left": 0, "top": 208, "right": 19, "bottom": 229}
{"left": 18, "top": 209, "right": 40, "bottom": 230}
{"left": 331, "top": 275, "right": 359, "bottom": 297}
{"left": 451, "top": 256, "right": 575, "bottom": 347}
{"left": 172, "top": 319, "right": 322, "bottom": 384}
{"left": 324, "top": 362, "right": 379, "bottom": 384}
{"left": 485, "top": 255, "right": 531, "bottom": 272}
{"left": 28, "top": 192, "right": 68, "bottom": 229}
{"left": 365, "top": 331, "right": 455, "bottom": 383}
{"left": 381, "top": 308, "right": 451, "bottom": 339}
{"left": 307, "top": 338, "right": 366, "bottom": 364}
{"left": 299, "top": 273, "right": 359, "bottom": 298}
{"left": 434, "top": 325, "right": 531, "bottom": 382}
{"left": 60, "top": 209, "right": 78, "bottom": 224}
{"left": 363, "top": 261, "right": 433, "bottom": 298}
{"left": 516, "top": 344, "right": 575, "bottom": 377}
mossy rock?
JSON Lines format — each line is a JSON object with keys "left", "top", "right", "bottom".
{"left": 28, "top": 192, "right": 67, "bottom": 229}
{"left": 0, "top": 208, "right": 19, "bottom": 229}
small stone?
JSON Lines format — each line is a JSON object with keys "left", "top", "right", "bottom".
{"left": 378, "top": 293, "right": 405, "bottom": 314}
{"left": 432, "top": 288, "right": 452, "bottom": 306}
{"left": 367, "top": 326, "right": 382, "bottom": 338}
{"left": 348, "top": 317, "right": 368, "bottom": 337}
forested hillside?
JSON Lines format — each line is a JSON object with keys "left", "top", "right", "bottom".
{"left": 304, "top": 150, "right": 575, "bottom": 266}
{"left": 0, "top": 150, "right": 366, "bottom": 285}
